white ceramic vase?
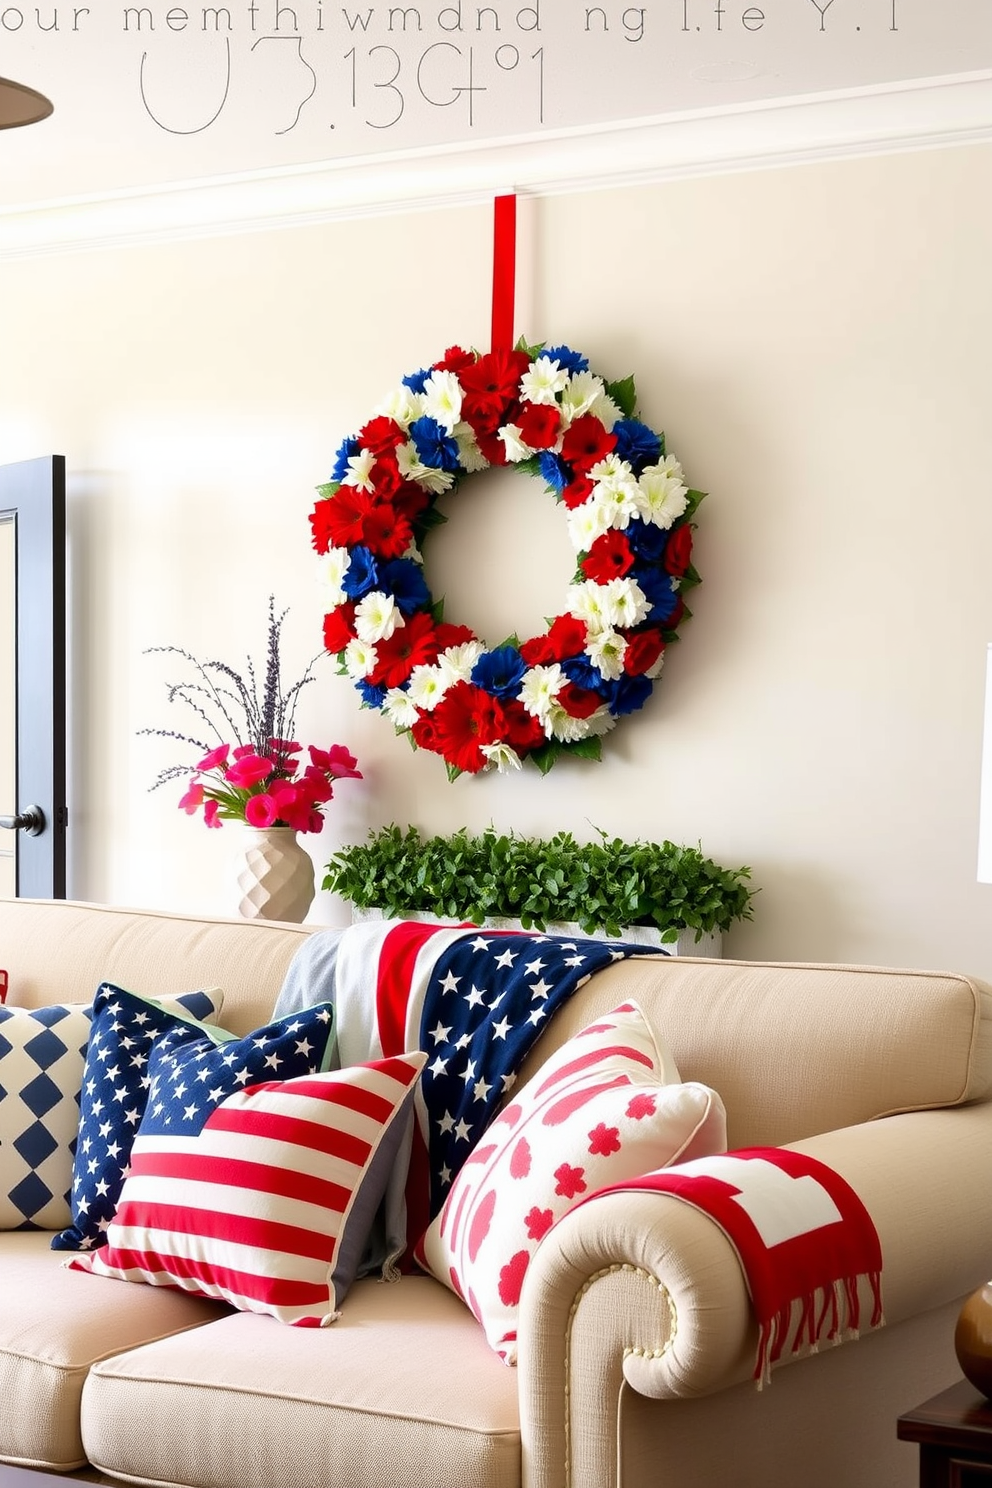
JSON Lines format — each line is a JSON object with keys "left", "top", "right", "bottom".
{"left": 232, "top": 826, "right": 315, "bottom": 923}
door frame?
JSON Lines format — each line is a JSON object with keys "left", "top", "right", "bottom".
{"left": 0, "top": 456, "right": 67, "bottom": 898}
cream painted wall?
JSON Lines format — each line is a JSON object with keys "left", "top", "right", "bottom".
{"left": 1, "top": 142, "right": 990, "bottom": 973}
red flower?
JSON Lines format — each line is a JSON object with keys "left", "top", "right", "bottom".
{"left": 664, "top": 524, "right": 694, "bottom": 577}
{"left": 310, "top": 487, "right": 374, "bottom": 551}
{"left": 626, "top": 1093, "right": 657, "bottom": 1121}
{"left": 471, "top": 426, "right": 508, "bottom": 467}
{"left": 411, "top": 711, "right": 445, "bottom": 754}
{"left": 203, "top": 799, "right": 222, "bottom": 829}
{"left": 460, "top": 348, "right": 530, "bottom": 407}
{"left": 434, "top": 623, "right": 478, "bottom": 652}
{"left": 196, "top": 743, "right": 230, "bottom": 772}
{"left": 501, "top": 701, "right": 548, "bottom": 754}
{"left": 557, "top": 683, "right": 602, "bottom": 720}
{"left": 369, "top": 612, "right": 441, "bottom": 688}
{"left": 623, "top": 629, "right": 665, "bottom": 676}
{"left": 245, "top": 792, "right": 278, "bottom": 828}
{"left": 367, "top": 451, "right": 405, "bottom": 500}
{"left": 362, "top": 501, "right": 414, "bottom": 561}
{"left": 431, "top": 682, "right": 506, "bottom": 774}
{"left": 560, "top": 414, "right": 616, "bottom": 473}
{"left": 520, "top": 615, "right": 587, "bottom": 666}
{"left": 309, "top": 743, "right": 362, "bottom": 780}
{"left": 391, "top": 479, "right": 431, "bottom": 523}
{"left": 561, "top": 474, "right": 594, "bottom": 510}
{"left": 553, "top": 1162, "right": 587, "bottom": 1199}
{"left": 323, "top": 604, "right": 356, "bottom": 654}
{"left": 178, "top": 781, "right": 204, "bottom": 814}
{"left": 581, "top": 530, "right": 635, "bottom": 583}
{"left": 516, "top": 402, "right": 560, "bottom": 450}
{"left": 434, "top": 345, "right": 475, "bottom": 373}
{"left": 587, "top": 1122, "right": 621, "bottom": 1156}
{"left": 225, "top": 752, "right": 274, "bottom": 789}
{"left": 524, "top": 1206, "right": 555, "bottom": 1242}
{"left": 437, "top": 685, "right": 499, "bottom": 770}
{"left": 359, "top": 416, "right": 406, "bottom": 455}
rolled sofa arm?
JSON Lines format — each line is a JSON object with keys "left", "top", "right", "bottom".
{"left": 516, "top": 1100, "right": 992, "bottom": 1488}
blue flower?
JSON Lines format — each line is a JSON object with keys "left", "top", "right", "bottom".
{"left": 342, "top": 545, "right": 378, "bottom": 600}
{"left": 543, "top": 344, "right": 589, "bottom": 375}
{"left": 471, "top": 645, "right": 528, "bottom": 700}
{"left": 379, "top": 558, "right": 431, "bottom": 616}
{"left": 635, "top": 566, "right": 680, "bottom": 623}
{"left": 357, "top": 679, "right": 388, "bottom": 710}
{"left": 606, "top": 673, "right": 653, "bottom": 717}
{"left": 612, "top": 419, "right": 661, "bottom": 473}
{"left": 410, "top": 416, "right": 462, "bottom": 472}
{"left": 561, "top": 655, "right": 607, "bottom": 693}
{"left": 626, "top": 518, "right": 668, "bottom": 563}
{"left": 538, "top": 450, "right": 571, "bottom": 491}
{"left": 402, "top": 367, "right": 431, "bottom": 394}
{"left": 331, "top": 436, "right": 360, "bottom": 483}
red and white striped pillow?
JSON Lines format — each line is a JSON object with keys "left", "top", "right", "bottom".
{"left": 415, "top": 1001, "right": 727, "bottom": 1363}
{"left": 70, "top": 1051, "right": 427, "bottom": 1326}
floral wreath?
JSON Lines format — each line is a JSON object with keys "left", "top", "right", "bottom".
{"left": 309, "top": 340, "right": 704, "bottom": 779}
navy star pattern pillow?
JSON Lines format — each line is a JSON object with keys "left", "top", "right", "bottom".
{"left": 52, "top": 992, "right": 335, "bottom": 1251}
{"left": 50, "top": 984, "right": 225, "bottom": 1251}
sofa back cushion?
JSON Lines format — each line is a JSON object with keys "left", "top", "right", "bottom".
{"left": 1, "top": 897, "right": 314, "bottom": 1036}
{"left": 513, "top": 955, "right": 992, "bottom": 1148}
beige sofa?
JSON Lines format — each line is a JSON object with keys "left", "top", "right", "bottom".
{"left": 2, "top": 896, "right": 992, "bottom": 1488}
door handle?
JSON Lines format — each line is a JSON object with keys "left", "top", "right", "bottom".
{"left": 0, "top": 805, "right": 46, "bottom": 836}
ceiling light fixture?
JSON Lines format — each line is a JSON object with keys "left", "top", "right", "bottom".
{"left": 0, "top": 76, "right": 53, "bottom": 130}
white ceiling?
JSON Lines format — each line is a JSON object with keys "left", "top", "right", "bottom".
{"left": 0, "top": 0, "right": 989, "bottom": 210}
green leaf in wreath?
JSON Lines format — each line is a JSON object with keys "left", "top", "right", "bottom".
{"left": 604, "top": 375, "right": 638, "bottom": 420}
{"left": 315, "top": 482, "right": 340, "bottom": 500}
{"left": 530, "top": 741, "right": 562, "bottom": 775}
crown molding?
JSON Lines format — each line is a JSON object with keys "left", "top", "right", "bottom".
{"left": 1, "top": 69, "right": 989, "bottom": 260}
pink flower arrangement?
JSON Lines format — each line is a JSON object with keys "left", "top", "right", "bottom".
{"left": 178, "top": 739, "right": 361, "bottom": 834}
{"left": 142, "top": 597, "right": 362, "bottom": 833}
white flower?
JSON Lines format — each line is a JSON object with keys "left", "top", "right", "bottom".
{"left": 645, "top": 647, "right": 666, "bottom": 680}
{"left": 383, "top": 687, "right": 420, "bottom": 729}
{"left": 421, "top": 369, "right": 463, "bottom": 433}
{"left": 407, "top": 664, "right": 449, "bottom": 712}
{"left": 438, "top": 641, "right": 485, "bottom": 686}
{"left": 547, "top": 703, "right": 592, "bottom": 743}
{"left": 454, "top": 421, "right": 489, "bottom": 472}
{"left": 374, "top": 384, "right": 423, "bottom": 429}
{"left": 566, "top": 493, "right": 614, "bottom": 552}
{"left": 518, "top": 664, "right": 565, "bottom": 721}
{"left": 585, "top": 628, "right": 627, "bottom": 681}
{"left": 343, "top": 638, "right": 377, "bottom": 679}
{"left": 589, "top": 390, "right": 622, "bottom": 431}
{"left": 635, "top": 456, "right": 688, "bottom": 529}
{"left": 584, "top": 706, "right": 618, "bottom": 737}
{"left": 499, "top": 423, "right": 531, "bottom": 463}
{"left": 559, "top": 371, "right": 605, "bottom": 426}
{"left": 316, "top": 546, "right": 350, "bottom": 605}
{"left": 340, "top": 447, "right": 376, "bottom": 492}
{"left": 480, "top": 742, "right": 523, "bottom": 773}
{"left": 601, "top": 576, "right": 650, "bottom": 630}
{"left": 397, "top": 441, "right": 455, "bottom": 495}
{"left": 520, "top": 355, "right": 569, "bottom": 406}
{"left": 589, "top": 454, "right": 638, "bottom": 501}
{"left": 354, "top": 591, "right": 404, "bottom": 644}
{"left": 566, "top": 581, "right": 611, "bottom": 634}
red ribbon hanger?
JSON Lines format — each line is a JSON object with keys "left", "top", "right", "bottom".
{"left": 491, "top": 192, "right": 517, "bottom": 354}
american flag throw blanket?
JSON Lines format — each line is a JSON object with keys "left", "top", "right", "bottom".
{"left": 580, "top": 1146, "right": 884, "bottom": 1385}
{"left": 274, "top": 917, "right": 667, "bottom": 1269}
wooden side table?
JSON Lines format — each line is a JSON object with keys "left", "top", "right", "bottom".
{"left": 898, "top": 1379, "right": 992, "bottom": 1485}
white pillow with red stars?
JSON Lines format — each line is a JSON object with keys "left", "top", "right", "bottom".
{"left": 414, "top": 999, "right": 727, "bottom": 1364}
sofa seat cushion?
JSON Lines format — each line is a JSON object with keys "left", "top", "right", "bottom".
{"left": 81, "top": 1275, "right": 521, "bottom": 1488}
{"left": 0, "top": 1233, "right": 229, "bottom": 1473}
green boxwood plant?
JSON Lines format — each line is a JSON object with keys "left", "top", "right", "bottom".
{"left": 323, "top": 826, "right": 754, "bottom": 944}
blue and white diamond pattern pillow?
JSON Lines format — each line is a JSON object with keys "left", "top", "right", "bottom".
{"left": 0, "top": 987, "right": 223, "bottom": 1232}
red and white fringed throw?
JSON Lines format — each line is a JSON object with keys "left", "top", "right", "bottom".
{"left": 586, "top": 1146, "right": 883, "bottom": 1386}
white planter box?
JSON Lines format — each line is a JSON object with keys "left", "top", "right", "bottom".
{"left": 350, "top": 906, "right": 721, "bottom": 958}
